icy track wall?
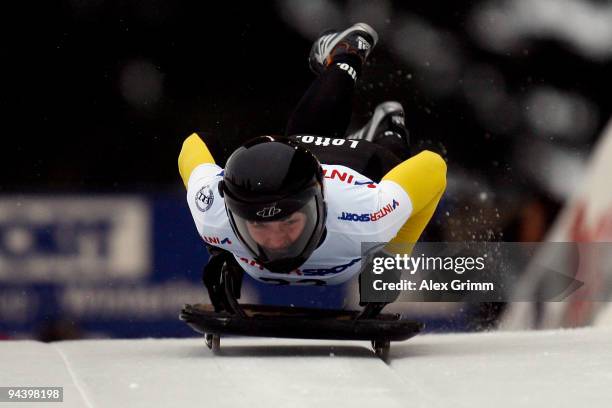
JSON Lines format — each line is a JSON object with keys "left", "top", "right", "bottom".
{"left": 1, "top": 327, "right": 611, "bottom": 408}
{"left": 502, "top": 117, "right": 612, "bottom": 329}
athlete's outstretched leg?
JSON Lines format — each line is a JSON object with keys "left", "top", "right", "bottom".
{"left": 285, "top": 23, "right": 378, "bottom": 138}
{"left": 286, "top": 63, "right": 358, "bottom": 138}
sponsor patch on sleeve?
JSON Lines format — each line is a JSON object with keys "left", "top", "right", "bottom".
{"left": 195, "top": 185, "right": 214, "bottom": 212}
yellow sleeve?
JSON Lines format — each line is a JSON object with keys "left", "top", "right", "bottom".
{"left": 178, "top": 133, "right": 216, "bottom": 187}
{"left": 382, "top": 150, "right": 447, "bottom": 246}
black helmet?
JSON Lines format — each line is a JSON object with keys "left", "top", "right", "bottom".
{"left": 219, "top": 136, "right": 327, "bottom": 273}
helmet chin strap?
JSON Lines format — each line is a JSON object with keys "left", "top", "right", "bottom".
{"left": 316, "top": 227, "right": 328, "bottom": 249}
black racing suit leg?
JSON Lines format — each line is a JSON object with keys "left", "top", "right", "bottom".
{"left": 286, "top": 60, "right": 357, "bottom": 138}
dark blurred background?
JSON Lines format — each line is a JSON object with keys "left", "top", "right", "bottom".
{"left": 6, "top": 0, "right": 610, "bottom": 194}
{"left": 2, "top": 0, "right": 611, "bottom": 338}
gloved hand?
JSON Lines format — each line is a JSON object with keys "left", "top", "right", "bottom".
{"left": 202, "top": 246, "right": 244, "bottom": 313}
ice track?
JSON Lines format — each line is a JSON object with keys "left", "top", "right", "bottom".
{"left": 1, "top": 327, "right": 611, "bottom": 408}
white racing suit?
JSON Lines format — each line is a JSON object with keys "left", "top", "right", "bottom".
{"left": 187, "top": 159, "right": 412, "bottom": 286}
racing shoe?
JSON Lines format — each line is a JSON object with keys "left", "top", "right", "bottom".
{"left": 309, "top": 22, "right": 378, "bottom": 75}
{"left": 347, "top": 101, "right": 410, "bottom": 148}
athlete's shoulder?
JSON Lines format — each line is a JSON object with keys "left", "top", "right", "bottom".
{"left": 186, "top": 164, "right": 229, "bottom": 230}
{"left": 323, "top": 164, "right": 412, "bottom": 239}
{"left": 321, "top": 164, "right": 377, "bottom": 190}
{"left": 187, "top": 163, "right": 223, "bottom": 186}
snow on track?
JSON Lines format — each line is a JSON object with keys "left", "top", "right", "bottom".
{"left": 1, "top": 327, "right": 611, "bottom": 408}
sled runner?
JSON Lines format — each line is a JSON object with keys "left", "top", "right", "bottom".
{"left": 180, "top": 303, "right": 423, "bottom": 360}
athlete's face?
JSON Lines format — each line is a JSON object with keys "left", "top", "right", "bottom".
{"left": 246, "top": 212, "right": 307, "bottom": 252}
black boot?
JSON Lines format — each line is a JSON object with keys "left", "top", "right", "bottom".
{"left": 309, "top": 22, "right": 378, "bottom": 75}
{"left": 347, "top": 101, "right": 411, "bottom": 159}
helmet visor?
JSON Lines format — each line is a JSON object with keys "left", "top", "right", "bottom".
{"left": 229, "top": 197, "right": 321, "bottom": 267}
